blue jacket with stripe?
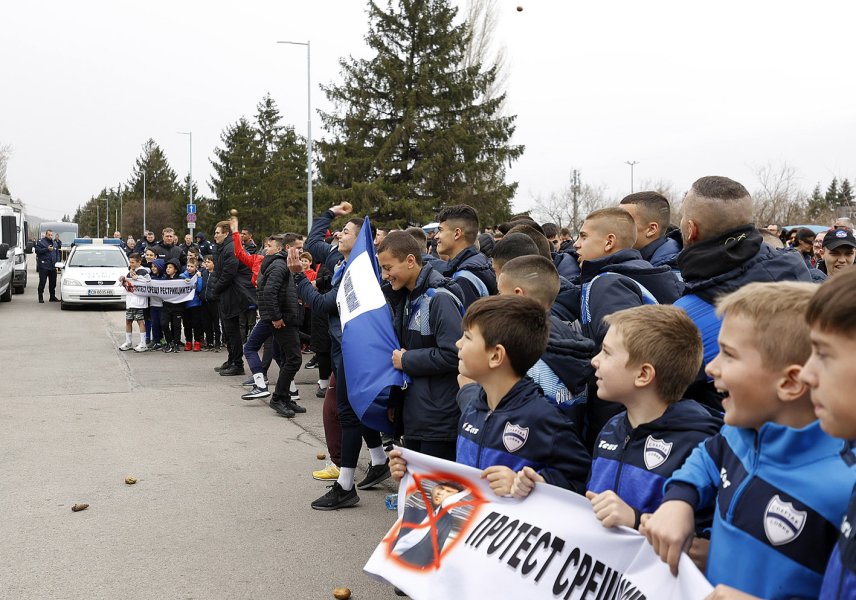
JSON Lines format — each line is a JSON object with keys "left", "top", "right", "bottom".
{"left": 819, "top": 442, "right": 856, "bottom": 600}
{"left": 455, "top": 378, "right": 590, "bottom": 494}
{"left": 436, "top": 245, "right": 497, "bottom": 309}
{"left": 588, "top": 399, "right": 722, "bottom": 528}
{"left": 663, "top": 421, "right": 854, "bottom": 600}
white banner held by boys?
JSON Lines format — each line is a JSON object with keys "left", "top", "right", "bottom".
{"left": 365, "top": 449, "right": 713, "bottom": 600}
{"left": 123, "top": 275, "right": 198, "bottom": 303}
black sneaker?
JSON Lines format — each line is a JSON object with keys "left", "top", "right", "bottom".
{"left": 219, "top": 364, "right": 245, "bottom": 376}
{"left": 242, "top": 386, "right": 271, "bottom": 400}
{"left": 304, "top": 357, "right": 318, "bottom": 369}
{"left": 356, "top": 459, "right": 391, "bottom": 490}
{"left": 270, "top": 398, "right": 296, "bottom": 418}
{"left": 285, "top": 399, "right": 307, "bottom": 414}
{"left": 311, "top": 482, "right": 359, "bottom": 511}
{"left": 316, "top": 385, "right": 327, "bottom": 398}
{"left": 162, "top": 344, "right": 172, "bottom": 353}
{"left": 214, "top": 361, "right": 230, "bottom": 372}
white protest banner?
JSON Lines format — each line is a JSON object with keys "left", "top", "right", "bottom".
{"left": 365, "top": 448, "right": 713, "bottom": 600}
{"left": 122, "top": 275, "right": 198, "bottom": 303}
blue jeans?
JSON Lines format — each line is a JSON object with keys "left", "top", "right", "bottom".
{"left": 244, "top": 320, "right": 273, "bottom": 374}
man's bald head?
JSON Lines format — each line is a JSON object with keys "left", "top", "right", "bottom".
{"left": 681, "top": 176, "right": 753, "bottom": 245}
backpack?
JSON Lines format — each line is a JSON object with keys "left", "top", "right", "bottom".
{"left": 580, "top": 272, "right": 659, "bottom": 326}
{"left": 452, "top": 269, "right": 489, "bottom": 299}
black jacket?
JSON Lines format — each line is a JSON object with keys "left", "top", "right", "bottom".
{"left": 213, "top": 235, "right": 256, "bottom": 318}
{"left": 150, "top": 241, "right": 187, "bottom": 268}
{"left": 436, "top": 245, "right": 497, "bottom": 309}
{"left": 256, "top": 253, "right": 300, "bottom": 325}
{"left": 35, "top": 236, "right": 62, "bottom": 271}
{"left": 201, "top": 268, "right": 217, "bottom": 303}
{"left": 387, "top": 264, "right": 464, "bottom": 441}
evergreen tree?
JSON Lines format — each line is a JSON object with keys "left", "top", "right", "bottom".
{"left": 807, "top": 183, "right": 825, "bottom": 220}
{"left": 317, "top": 0, "right": 523, "bottom": 226}
{"left": 209, "top": 118, "right": 262, "bottom": 225}
{"left": 119, "top": 139, "right": 186, "bottom": 238}
{"left": 840, "top": 178, "right": 854, "bottom": 204}
{"left": 825, "top": 177, "right": 840, "bottom": 210}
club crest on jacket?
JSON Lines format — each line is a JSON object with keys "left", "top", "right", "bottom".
{"left": 764, "top": 495, "right": 807, "bottom": 546}
{"left": 502, "top": 422, "right": 529, "bottom": 453}
{"left": 643, "top": 435, "right": 673, "bottom": 470}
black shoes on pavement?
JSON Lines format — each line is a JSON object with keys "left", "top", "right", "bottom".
{"left": 219, "top": 364, "right": 245, "bottom": 376}
{"left": 356, "top": 459, "right": 391, "bottom": 490}
{"left": 269, "top": 398, "right": 296, "bottom": 418}
{"left": 304, "top": 356, "right": 318, "bottom": 369}
{"left": 311, "top": 482, "right": 359, "bottom": 511}
{"left": 214, "top": 361, "right": 230, "bottom": 372}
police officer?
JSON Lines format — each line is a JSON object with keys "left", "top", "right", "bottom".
{"left": 35, "top": 229, "right": 62, "bottom": 303}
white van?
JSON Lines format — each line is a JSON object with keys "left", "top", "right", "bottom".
{"left": 0, "top": 206, "right": 16, "bottom": 303}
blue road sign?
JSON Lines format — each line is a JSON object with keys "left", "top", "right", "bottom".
{"left": 187, "top": 204, "right": 197, "bottom": 214}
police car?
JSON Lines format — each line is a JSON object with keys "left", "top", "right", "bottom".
{"left": 58, "top": 239, "right": 129, "bottom": 310}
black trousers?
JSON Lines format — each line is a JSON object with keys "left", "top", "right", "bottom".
{"left": 404, "top": 439, "right": 457, "bottom": 462}
{"left": 270, "top": 324, "right": 302, "bottom": 400}
{"left": 221, "top": 315, "right": 242, "bottom": 366}
{"left": 201, "top": 301, "right": 221, "bottom": 346}
{"left": 239, "top": 309, "right": 256, "bottom": 344}
{"left": 182, "top": 306, "right": 203, "bottom": 344}
{"left": 332, "top": 342, "right": 382, "bottom": 469}
{"left": 160, "top": 304, "right": 183, "bottom": 344}
{"left": 38, "top": 269, "right": 57, "bottom": 298}
{"left": 316, "top": 351, "right": 332, "bottom": 381}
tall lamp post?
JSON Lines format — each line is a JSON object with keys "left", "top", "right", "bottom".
{"left": 625, "top": 160, "right": 639, "bottom": 193}
{"left": 277, "top": 39, "right": 313, "bottom": 233}
{"left": 178, "top": 131, "right": 193, "bottom": 235}
{"left": 142, "top": 171, "right": 147, "bottom": 234}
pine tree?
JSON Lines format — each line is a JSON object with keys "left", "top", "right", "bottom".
{"left": 825, "top": 177, "right": 840, "bottom": 210}
{"left": 317, "top": 0, "right": 523, "bottom": 226}
{"left": 840, "top": 178, "right": 854, "bottom": 204}
{"left": 807, "top": 183, "right": 825, "bottom": 220}
{"left": 209, "top": 118, "right": 262, "bottom": 221}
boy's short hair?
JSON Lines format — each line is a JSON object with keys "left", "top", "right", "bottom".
{"left": 377, "top": 230, "right": 424, "bottom": 266}
{"left": 405, "top": 226, "right": 427, "bottom": 244}
{"left": 437, "top": 204, "right": 479, "bottom": 244}
{"left": 215, "top": 221, "right": 230, "bottom": 233}
{"left": 583, "top": 208, "right": 637, "bottom": 248}
{"left": 492, "top": 233, "right": 539, "bottom": 270}
{"left": 499, "top": 255, "right": 560, "bottom": 310}
{"left": 683, "top": 176, "right": 753, "bottom": 241}
{"left": 299, "top": 251, "right": 313, "bottom": 262}
{"left": 282, "top": 232, "right": 300, "bottom": 248}
{"left": 128, "top": 253, "right": 141, "bottom": 263}
{"left": 186, "top": 257, "right": 198, "bottom": 266}
{"left": 506, "top": 224, "right": 553, "bottom": 259}
{"left": 347, "top": 216, "right": 376, "bottom": 240}
{"left": 267, "top": 234, "right": 284, "bottom": 248}
{"left": 541, "top": 222, "right": 560, "bottom": 239}
{"left": 715, "top": 281, "right": 818, "bottom": 370}
{"left": 805, "top": 268, "right": 856, "bottom": 336}
{"left": 603, "top": 305, "right": 703, "bottom": 404}
{"left": 203, "top": 254, "right": 214, "bottom": 263}
{"left": 462, "top": 295, "right": 548, "bottom": 377}
{"left": 620, "top": 191, "right": 671, "bottom": 233}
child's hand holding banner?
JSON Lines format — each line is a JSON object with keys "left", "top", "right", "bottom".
{"left": 365, "top": 448, "right": 713, "bottom": 600}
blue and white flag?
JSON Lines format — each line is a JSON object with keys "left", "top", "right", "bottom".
{"left": 337, "top": 216, "right": 408, "bottom": 433}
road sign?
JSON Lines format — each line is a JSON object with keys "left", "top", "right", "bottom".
{"left": 187, "top": 204, "right": 197, "bottom": 214}
{"left": 187, "top": 213, "right": 197, "bottom": 223}
{"left": 188, "top": 222, "right": 196, "bottom": 229}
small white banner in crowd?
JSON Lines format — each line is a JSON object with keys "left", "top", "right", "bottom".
{"left": 365, "top": 448, "right": 713, "bottom": 600}
{"left": 123, "top": 275, "right": 198, "bottom": 303}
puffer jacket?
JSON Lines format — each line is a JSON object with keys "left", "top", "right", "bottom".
{"left": 387, "top": 263, "right": 464, "bottom": 441}
{"left": 639, "top": 229, "right": 682, "bottom": 269}
{"left": 256, "top": 252, "right": 300, "bottom": 325}
{"left": 456, "top": 378, "right": 591, "bottom": 493}
{"left": 212, "top": 235, "right": 256, "bottom": 318}
{"left": 552, "top": 250, "right": 581, "bottom": 280}
{"left": 436, "top": 245, "right": 497, "bottom": 308}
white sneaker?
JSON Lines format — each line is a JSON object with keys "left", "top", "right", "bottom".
{"left": 119, "top": 341, "right": 133, "bottom": 351}
{"left": 133, "top": 344, "right": 148, "bottom": 353}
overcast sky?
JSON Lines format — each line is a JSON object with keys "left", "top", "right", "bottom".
{"left": 3, "top": 0, "right": 855, "bottom": 225}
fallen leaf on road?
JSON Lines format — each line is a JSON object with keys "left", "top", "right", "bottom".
{"left": 71, "top": 503, "right": 89, "bottom": 512}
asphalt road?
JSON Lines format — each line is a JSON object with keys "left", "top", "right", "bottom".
{"left": 0, "top": 258, "right": 400, "bottom": 600}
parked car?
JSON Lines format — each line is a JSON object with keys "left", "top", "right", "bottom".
{"left": 58, "top": 239, "right": 128, "bottom": 310}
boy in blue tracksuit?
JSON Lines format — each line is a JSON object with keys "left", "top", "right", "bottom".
{"left": 379, "top": 231, "right": 464, "bottom": 461}
{"left": 390, "top": 295, "right": 591, "bottom": 495}
{"left": 180, "top": 258, "right": 204, "bottom": 351}
{"left": 641, "top": 281, "right": 855, "bottom": 600}
{"left": 495, "top": 255, "right": 594, "bottom": 433}
{"left": 579, "top": 305, "right": 722, "bottom": 531}
{"left": 800, "top": 270, "right": 856, "bottom": 600}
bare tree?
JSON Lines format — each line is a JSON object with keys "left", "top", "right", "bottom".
{"left": 0, "top": 143, "right": 12, "bottom": 195}
{"left": 531, "top": 181, "right": 611, "bottom": 233}
{"left": 463, "top": 0, "right": 508, "bottom": 108}
{"left": 752, "top": 162, "right": 809, "bottom": 226}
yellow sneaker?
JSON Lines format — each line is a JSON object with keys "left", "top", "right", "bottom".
{"left": 312, "top": 463, "right": 340, "bottom": 481}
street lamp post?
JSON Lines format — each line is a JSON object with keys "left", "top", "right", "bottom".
{"left": 277, "top": 39, "right": 313, "bottom": 233}
{"left": 143, "top": 171, "right": 147, "bottom": 234}
{"left": 178, "top": 131, "right": 193, "bottom": 235}
{"left": 625, "top": 161, "right": 639, "bottom": 193}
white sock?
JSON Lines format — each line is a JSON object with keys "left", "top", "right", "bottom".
{"left": 369, "top": 445, "right": 387, "bottom": 466}
{"left": 338, "top": 467, "right": 356, "bottom": 490}
{"left": 125, "top": 333, "right": 132, "bottom": 344}
{"left": 139, "top": 333, "right": 147, "bottom": 345}
{"left": 318, "top": 378, "right": 329, "bottom": 389}
{"left": 253, "top": 373, "right": 267, "bottom": 389}
{"left": 289, "top": 380, "right": 298, "bottom": 394}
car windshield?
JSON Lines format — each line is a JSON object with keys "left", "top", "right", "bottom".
{"left": 68, "top": 249, "right": 127, "bottom": 268}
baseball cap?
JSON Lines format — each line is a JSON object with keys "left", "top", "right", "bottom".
{"left": 822, "top": 228, "right": 856, "bottom": 251}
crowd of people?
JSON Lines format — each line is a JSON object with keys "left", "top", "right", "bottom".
{"left": 65, "top": 173, "right": 855, "bottom": 599}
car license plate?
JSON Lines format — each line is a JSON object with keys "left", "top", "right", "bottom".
{"left": 87, "top": 289, "right": 115, "bottom": 296}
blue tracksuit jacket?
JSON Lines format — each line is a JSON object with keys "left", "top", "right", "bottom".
{"left": 588, "top": 399, "right": 722, "bottom": 528}
{"left": 819, "top": 442, "right": 856, "bottom": 600}
{"left": 456, "top": 378, "right": 591, "bottom": 494}
{"left": 663, "top": 421, "right": 854, "bottom": 599}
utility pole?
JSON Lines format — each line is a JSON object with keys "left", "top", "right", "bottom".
{"left": 143, "top": 172, "right": 147, "bottom": 234}
{"left": 625, "top": 161, "right": 639, "bottom": 193}
{"left": 570, "top": 169, "right": 581, "bottom": 235}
